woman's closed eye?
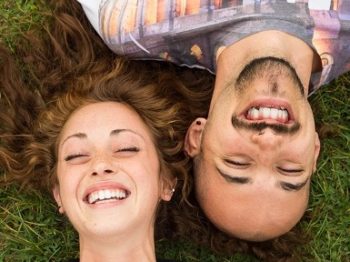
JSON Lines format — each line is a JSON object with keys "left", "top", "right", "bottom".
{"left": 115, "top": 147, "right": 140, "bottom": 153}
{"left": 113, "top": 147, "right": 140, "bottom": 157}
{"left": 64, "top": 153, "right": 89, "bottom": 162}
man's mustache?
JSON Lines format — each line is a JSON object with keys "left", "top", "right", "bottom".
{"left": 231, "top": 115, "right": 300, "bottom": 135}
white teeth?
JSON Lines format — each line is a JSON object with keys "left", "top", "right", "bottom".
{"left": 251, "top": 108, "right": 259, "bottom": 119}
{"left": 247, "top": 107, "right": 289, "bottom": 122}
{"left": 105, "top": 190, "right": 111, "bottom": 199}
{"left": 88, "top": 192, "right": 97, "bottom": 204}
{"left": 278, "top": 109, "right": 283, "bottom": 119}
{"left": 116, "top": 191, "right": 126, "bottom": 199}
{"left": 270, "top": 108, "right": 278, "bottom": 119}
{"left": 281, "top": 110, "right": 288, "bottom": 121}
{"left": 99, "top": 190, "right": 104, "bottom": 200}
{"left": 110, "top": 191, "right": 116, "bottom": 198}
{"left": 262, "top": 107, "right": 270, "bottom": 118}
{"left": 87, "top": 189, "right": 127, "bottom": 204}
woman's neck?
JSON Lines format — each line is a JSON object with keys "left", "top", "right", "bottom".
{"left": 79, "top": 229, "right": 156, "bottom": 262}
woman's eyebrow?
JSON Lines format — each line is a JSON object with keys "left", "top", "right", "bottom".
{"left": 62, "top": 129, "right": 145, "bottom": 146}
{"left": 110, "top": 129, "right": 145, "bottom": 140}
{"left": 61, "top": 132, "right": 87, "bottom": 147}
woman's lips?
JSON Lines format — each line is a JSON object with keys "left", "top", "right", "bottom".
{"left": 87, "top": 188, "right": 128, "bottom": 204}
{"left": 83, "top": 181, "right": 131, "bottom": 205}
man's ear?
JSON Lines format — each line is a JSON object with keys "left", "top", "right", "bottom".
{"left": 313, "top": 132, "right": 321, "bottom": 173}
{"left": 52, "top": 185, "right": 64, "bottom": 214}
{"left": 184, "top": 117, "right": 207, "bottom": 157}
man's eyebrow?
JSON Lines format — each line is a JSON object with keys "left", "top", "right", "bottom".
{"left": 280, "top": 178, "right": 309, "bottom": 192}
{"left": 216, "top": 167, "right": 251, "bottom": 184}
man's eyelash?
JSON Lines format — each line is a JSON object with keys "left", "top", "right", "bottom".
{"left": 64, "top": 154, "right": 86, "bottom": 161}
{"left": 225, "top": 159, "right": 249, "bottom": 166}
{"left": 278, "top": 167, "right": 304, "bottom": 173}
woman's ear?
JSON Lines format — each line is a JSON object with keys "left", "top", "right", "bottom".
{"left": 184, "top": 117, "right": 207, "bottom": 157}
{"left": 52, "top": 185, "right": 64, "bottom": 214}
{"left": 160, "top": 175, "right": 177, "bottom": 202}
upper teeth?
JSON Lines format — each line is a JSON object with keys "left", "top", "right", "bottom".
{"left": 247, "top": 107, "right": 288, "bottom": 122}
{"left": 87, "top": 189, "right": 127, "bottom": 204}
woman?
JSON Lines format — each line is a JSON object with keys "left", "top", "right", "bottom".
{"left": 53, "top": 101, "right": 174, "bottom": 261}
{"left": 0, "top": 44, "right": 200, "bottom": 261}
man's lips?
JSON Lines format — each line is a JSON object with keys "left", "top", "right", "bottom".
{"left": 240, "top": 99, "right": 295, "bottom": 124}
{"left": 83, "top": 182, "right": 131, "bottom": 205}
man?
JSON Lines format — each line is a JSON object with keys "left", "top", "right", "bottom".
{"left": 184, "top": 31, "right": 321, "bottom": 241}
{"left": 77, "top": 0, "right": 350, "bottom": 241}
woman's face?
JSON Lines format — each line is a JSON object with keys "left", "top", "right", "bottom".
{"left": 53, "top": 102, "right": 172, "bottom": 239}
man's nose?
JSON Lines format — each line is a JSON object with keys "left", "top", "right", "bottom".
{"left": 90, "top": 155, "right": 115, "bottom": 176}
{"left": 250, "top": 128, "right": 283, "bottom": 150}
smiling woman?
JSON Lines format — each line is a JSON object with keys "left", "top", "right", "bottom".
{"left": 54, "top": 101, "right": 173, "bottom": 259}
{"left": 0, "top": 44, "right": 197, "bottom": 261}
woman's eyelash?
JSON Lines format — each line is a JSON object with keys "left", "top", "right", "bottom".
{"left": 64, "top": 147, "right": 139, "bottom": 161}
{"left": 64, "top": 154, "right": 86, "bottom": 161}
{"left": 116, "top": 147, "right": 140, "bottom": 152}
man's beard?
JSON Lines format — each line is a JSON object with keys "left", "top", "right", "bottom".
{"left": 235, "top": 56, "right": 305, "bottom": 97}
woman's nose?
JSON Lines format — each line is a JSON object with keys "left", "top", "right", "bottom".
{"left": 90, "top": 155, "right": 115, "bottom": 176}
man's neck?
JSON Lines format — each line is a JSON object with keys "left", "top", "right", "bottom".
{"left": 211, "top": 30, "right": 318, "bottom": 107}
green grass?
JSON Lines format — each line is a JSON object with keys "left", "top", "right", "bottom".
{"left": 307, "top": 77, "right": 350, "bottom": 262}
{"left": 0, "top": 186, "right": 78, "bottom": 261}
{"left": 0, "top": 1, "right": 349, "bottom": 261}
{"left": 0, "top": 0, "right": 46, "bottom": 51}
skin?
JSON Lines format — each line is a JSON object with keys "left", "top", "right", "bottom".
{"left": 185, "top": 31, "right": 321, "bottom": 241}
{"left": 53, "top": 102, "right": 173, "bottom": 262}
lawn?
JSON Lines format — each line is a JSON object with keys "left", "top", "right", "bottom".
{"left": 0, "top": 1, "right": 349, "bottom": 261}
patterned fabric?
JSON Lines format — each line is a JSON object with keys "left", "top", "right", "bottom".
{"left": 78, "top": 0, "right": 350, "bottom": 94}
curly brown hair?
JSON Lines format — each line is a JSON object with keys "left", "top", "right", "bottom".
{"left": 1, "top": 0, "right": 309, "bottom": 260}
{"left": 0, "top": 44, "right": 211, "bottom": 204}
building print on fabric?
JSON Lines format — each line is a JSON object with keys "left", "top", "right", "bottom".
{"left": 99, "top": 0, "right": 350, "bottom": 92}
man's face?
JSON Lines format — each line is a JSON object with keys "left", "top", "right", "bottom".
{"left": 186, "top": 57, "right": 320, "bottom": 241}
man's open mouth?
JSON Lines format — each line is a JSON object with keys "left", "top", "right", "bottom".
{"left": 246, "top": 106, "right": 289, "bottom": 123}
{"left": 242, "top": 100, "right": 295, "bottom": 124}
